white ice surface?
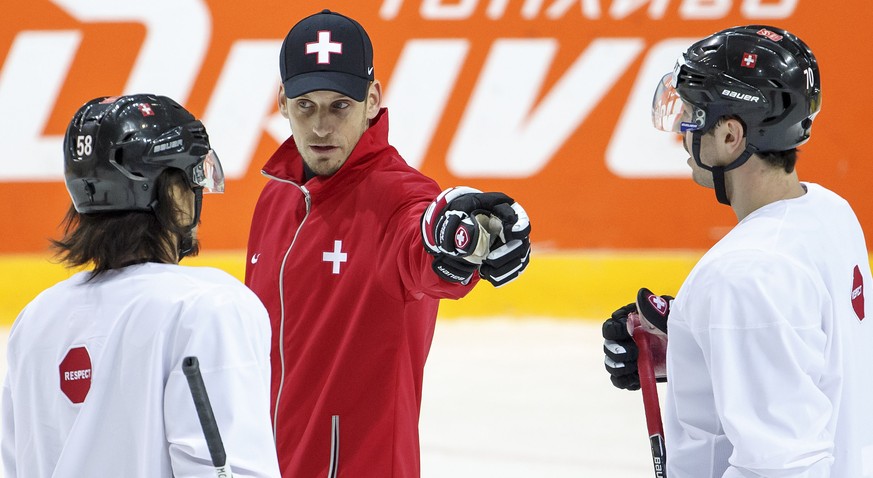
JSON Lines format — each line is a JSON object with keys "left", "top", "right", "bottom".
{"left": 421, "top": 318, "right": 656, "bottom": 477}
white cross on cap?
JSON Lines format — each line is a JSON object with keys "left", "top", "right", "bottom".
{"left": 306, "top": 30, "right": 343, "bottom": 64}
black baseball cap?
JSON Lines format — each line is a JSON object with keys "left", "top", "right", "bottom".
{"left": 280, "top": 9, "right": 374, "bottom": 102}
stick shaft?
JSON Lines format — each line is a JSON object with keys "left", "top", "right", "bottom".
{"left": 629, "top": 314, "right": 667, "bottom": 478}
{"left": 182, "top": 356, "right": 232, "bottom": 477}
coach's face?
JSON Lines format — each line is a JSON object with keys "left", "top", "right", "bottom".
{"left": 278, "top": 82, "right": 381, "bottom": 177}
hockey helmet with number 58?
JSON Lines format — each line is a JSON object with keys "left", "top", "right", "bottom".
{"left": 63, "top": 94, "right": 225, "bottom": 214}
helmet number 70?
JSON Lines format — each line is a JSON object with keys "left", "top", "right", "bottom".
{"left": 803, "top": 67, "right": 815, "bottom": 90}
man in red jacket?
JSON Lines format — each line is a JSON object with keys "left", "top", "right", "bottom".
{"left": 245, "top": 9, "right": 532, "bottom": 478}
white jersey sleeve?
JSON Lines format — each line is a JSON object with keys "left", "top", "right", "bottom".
{"left": 163, "top": 283, "right": 278, "bottom": 477}
{"left": 2, "top": 376, "right": 16, "bottom": 478}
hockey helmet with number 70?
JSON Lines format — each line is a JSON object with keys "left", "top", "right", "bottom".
{"left": 652, "top": 25, "right": 822, "bottom": 153}
{"left": 63, "top": 94, "right": 225, "bottom": 214}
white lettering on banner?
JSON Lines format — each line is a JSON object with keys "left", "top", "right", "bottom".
{"left": 0, "top": 31, "right": 81, "bottom": 181}
{"left": 203, "top": 40, "right": 283, "bottom": 178}
{"left": 0, "top": 0, "right": 209, "bottom": 181}
{"left": 544, "top": 0, "right": 603, "bottom": 19}
{"left": 0, "top": 1, "right": 802, "bottom": 182}
{"left": 485, "top": 0, "right": 604, "bottom": 19}
{"left": 680, "top": 0, "right": 731, "bottom": 19}
{"left": 610, "top": 0, "right": 670, "bottom": 19}
{"left": 448, "top": 38, "right": 644, "bottom": 177}
{"left": 380, "top": 0, "right": 797, "bottom": 20}
{"left": 266, "top": 112, "right": 291, "bottom": 148}
{"left": 50, "top": 0, "right": 210, "bottom": 103}
{"left": 743, "top": 0, "right": 799, "bottom": 18}
{"left": 421, "top": 0, "right": 479, "bottom": 19}
{"left": 379, "top": 0, "right": 405, "bottom": 19}
{"left": 384, "top": 40, "right": 469, "bottom": 169}
{"left": 607, "top": 38, "right": 697, "bottom": 178}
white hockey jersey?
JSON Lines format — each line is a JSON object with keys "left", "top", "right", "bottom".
{"left": 1, "top": 263, "right": 281, "bottom": 478}
{"left": 665, "top": 183, "right": 873, "bottom": 477}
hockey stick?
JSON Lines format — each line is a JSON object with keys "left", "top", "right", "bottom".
{"left": 626, "top": 312, "right": 667, "bottom": 478}
{"left": 183, "top": 356, "right": 233, "bottom": 478}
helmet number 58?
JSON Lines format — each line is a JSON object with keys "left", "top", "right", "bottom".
{"left": 76, "top": 135, "right": 93, "bottom": 157}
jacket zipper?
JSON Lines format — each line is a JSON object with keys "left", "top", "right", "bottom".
{"left": 262, "top": 171, "right": 311, "bottom": 440}
{"left": 328, "top": 415, "right": 340, "bottom": 478}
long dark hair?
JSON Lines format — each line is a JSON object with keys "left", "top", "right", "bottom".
{"left": 51, "top": 169, "right": 199, "bottom": 280}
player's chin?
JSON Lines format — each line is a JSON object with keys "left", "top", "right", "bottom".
{"left": 312, "top": 159, "right": 344, "bottom": 176}
{"left": 692, "top": 173, "right": 714, "bottom": 189}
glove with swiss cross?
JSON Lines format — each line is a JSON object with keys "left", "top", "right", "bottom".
{"left": 421, "top": 187, "right": 531, "bottom": 286}
{"left": 602, "top": 288, "right": 673, "bottom": 390}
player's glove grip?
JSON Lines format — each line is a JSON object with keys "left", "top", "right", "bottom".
{"left": 478, "top": 200, "right": 532, "bottom": 287}
{"left": 602, "top": 289, "right": 673, "bottom": 391}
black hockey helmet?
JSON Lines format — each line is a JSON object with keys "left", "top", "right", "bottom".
{"left": 651, "top": 25, "right": 821, "bottom": 204}
{"left": 653, "top": 25, "right": 821, "bottom": 151}
{"left": 63, "top": 94, "right": 224, "bottom": 214}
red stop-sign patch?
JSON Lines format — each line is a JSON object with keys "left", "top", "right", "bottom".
{"left": 59, "top": 346, "right": 92, "bottom": 404}
{"left": 853, "top": 265, "right": 865, "bottom": 321}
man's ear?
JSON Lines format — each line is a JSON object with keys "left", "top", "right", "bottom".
{"left": 278, "top": 84, "right": 290, "bottom": 119}
{"left": 366, "top": 80, "right": 382, "bottom": 120}
{"left": 723, "top": 117, "right": 746, "bottom": 156}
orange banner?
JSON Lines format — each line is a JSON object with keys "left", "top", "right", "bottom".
{"left": 2, "top": 0, "right": 871, "bottom": 253}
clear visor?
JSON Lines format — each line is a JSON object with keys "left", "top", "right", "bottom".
{"left": 192, "top": 150, "right": 225, "bottom": 193}
{"left": 652, "top": 72, "right": 703, "bottom": 133}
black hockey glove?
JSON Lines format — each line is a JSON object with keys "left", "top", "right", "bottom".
{"left": 421, "top": 187, "right": 531, "bottom": 286}
{"left": 477, "top": 198, "right": 531, "bottom": 288}
{"left": 602, "top": 288, "right": 673, "bottom": 391}
{"left": 430, "top": 255, "right": 479, "bottom": 285}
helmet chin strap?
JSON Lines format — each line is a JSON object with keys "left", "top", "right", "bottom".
{"left": 178, "top": 188, "right": 202, "bottom": 259}
{"left": 691, "top": 131, "right": 757, "bottom": 206}
{"left": 147, "top": 188, "right": 202, "bottom": 261}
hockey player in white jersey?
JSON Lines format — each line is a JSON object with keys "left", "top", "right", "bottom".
{"left": 602, "top": 26, "right": 873, "bottom": 477}
{"left": 1, "top": 94, "right": 281, "bottom": 477}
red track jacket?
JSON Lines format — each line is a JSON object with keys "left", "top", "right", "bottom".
{"left": 245, "top": 109, "right": 476, "bottom": 478}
